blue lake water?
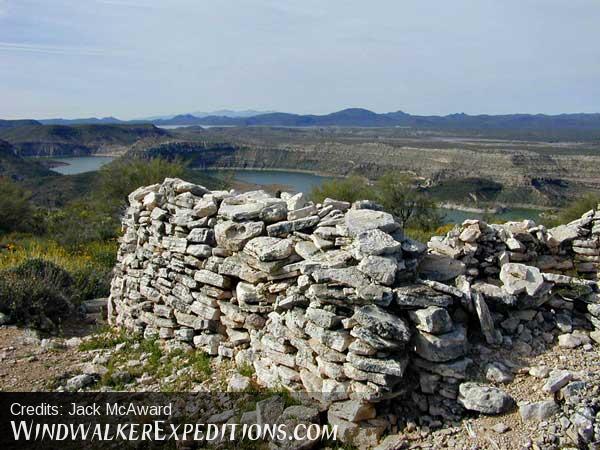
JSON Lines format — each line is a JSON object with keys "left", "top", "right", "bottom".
{"left": 38, "top": 159, "right": 542, "bottom": 224}
{"left": 47, "top": 156, "right": 114, "bottom": 175}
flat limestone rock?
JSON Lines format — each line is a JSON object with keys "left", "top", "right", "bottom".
{"left": 411, "top": 357, "right": 472, "bottom": 379}
{"left": 218, "top": 200, "right": 265, "bottom": 221}
{"left": 499, "top": 263, "right": 545, "bottom": 296}
{"left": 194, "top": 270, "right": 231, "bottom": 289}
{"left": 472, "top": 282, "right": 517, "bottom": 307}
{"left": 214, "top": 221, "right": 264, "bottom": 251}
{"left": 219, "top": 255, "right": 267, "bottom": 283}
{"left": 412, "top": 325, "right": 467, "bottom": 362}
{"left": 357, "top": 255, "right": 397, "bottom": 286}
{"left": 344, "top": 209, "right": 397, "bottom": 236}
{"left": 312, "top": 267, "right": 370, "bottom": 289}
{"left": 519, "top": 400, "right": 559, "bottom": 421}
{"left": 350, "top": 326, "right": 402, "bottom": 351}
{"left": 459, "top": 224, "right": 481, "bottom": 243}
{"left": 354, "top": 229, "right": 402, "bottom": 256}
{"left": 352, "top": 304, "right": 411, "bottom": 343}
{"left": 256, "top": 396, "right": 285, "bottom": 425}
{"left": 394, "top": 285, "right": 453, "bottom": 309}
{"left": 418, "top": 254, "right": 466, "bottom": 281}
{"left": 548, "top": 224, "right": 580, "bottom": 244}
{"left": 458, "top": 382, "right": 514, "bottom": 415}
{"left": 244, "top": 236, "right": 294, "bottom": 262}
{"left": 408, "top": 306, "right": 453, "bottom": 335}
{"left": 266, "top": 215, "right": 321, "bottom": 237}
{"left": 346, "top": 353, "right": 409, "bottom": 377}
{"left": 328, "top": 400, "right": 376, "bottom": 423}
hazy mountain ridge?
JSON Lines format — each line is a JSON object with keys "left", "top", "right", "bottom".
{"left": 22, "top": 108, "right": 600, "bottom": 138}
{"left": 0, "top": 119, "right": 42, "bottom": 130}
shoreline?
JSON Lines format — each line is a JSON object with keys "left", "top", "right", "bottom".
{"left": 26, "top": 156, "right": 554, "bottom": 213}
{"left": 196, "top": 166, "right": 343, "bottom": 179}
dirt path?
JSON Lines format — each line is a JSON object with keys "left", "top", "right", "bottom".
{"left": 0, "top": 321, "right": 101, "bottom": 391}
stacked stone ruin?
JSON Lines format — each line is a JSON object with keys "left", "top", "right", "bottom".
{"left": 109, "top": 178, "right": 600, "bottom": 446}
{"left": 427, "top": 212, "right": 600, "bottom": 281}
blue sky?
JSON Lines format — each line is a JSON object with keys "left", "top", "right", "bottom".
{"left": 1, "top": 0, "right": 599, "bottom": 119}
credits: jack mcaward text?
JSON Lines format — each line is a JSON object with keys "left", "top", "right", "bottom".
{"left": 9, "top": 402, "right": 172, "bottom": 417}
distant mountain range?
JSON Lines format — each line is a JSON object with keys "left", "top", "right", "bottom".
{"left": 3, "top": 108, "right": 600, "bottom": 138}
{"left": 0, "top": 119, "right": 42, "bottom": 129}
{"left": 137, "top": 109, "right": 277, "bottom": 121}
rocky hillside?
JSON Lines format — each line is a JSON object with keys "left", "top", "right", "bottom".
{"left": 101, "top": 178, "right": 600, "bottom": 448}
{"left": 128, "top": 136, "right": 600, "bottom": 205}
{"left": 0, "top": 124, "right": 169, "bottom": 157}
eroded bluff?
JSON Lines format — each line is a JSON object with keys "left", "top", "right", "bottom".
{"left": 109, "top": 178, "right": 600, "bottom": 447}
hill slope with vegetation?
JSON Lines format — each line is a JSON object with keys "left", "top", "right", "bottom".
{"left": 0, "top": 139, "right": 57, "bottom": 180}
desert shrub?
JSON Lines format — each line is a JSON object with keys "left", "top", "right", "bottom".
{"left": 0, "top": 177, "right": 36, "bottom": 234}
{"left": 405, "top": 223, "right": 456, "bottom": 243}
{"left": 310, "top": 175, "right": 374, "bottom": 204}
{"left": 0, "top": 236, "right": 116, "bottom": 304}
{"left": 99, "top": 157, "right": 187, "bottom": 207}
{"left": 44, "top": 199, "right": 120, "bottom": 247}
{"left": 552, "top": 193, "right": 600, "bottom": 226}
{"left": 375, "top": 172, "right": 443, "bottom": 230}
{"left": 311, "top": 172, "right": 443, "bottom": 232}
{"left": 0, "top": 259, "right": 74, "bottom": 329}
{"left": 70, "top": 265, "right": 113, "bottom": 302}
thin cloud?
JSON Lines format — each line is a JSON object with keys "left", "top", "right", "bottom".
{"left": 0, "top": 42, "right": 122, "bottom": 57}
{"left": 95, "top": 0, "right": 159, "bottom": 9}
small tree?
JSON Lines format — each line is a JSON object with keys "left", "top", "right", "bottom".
{"left": 99, "top": 157, "right": 188, "bottom": 207}
{"left": 310, "top": 175, "right": 373, "bottom": 204}
{"left": 0, "top": 177, "right": 34, "bottom": 234}
{"left": 375, "top": 172, "right": 442, "bottom": 230}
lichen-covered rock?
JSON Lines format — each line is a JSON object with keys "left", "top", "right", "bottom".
{"left": 412, "top": 325, "right": 467, "bottom": 362}
{"left": 408, "top": 306, "right": 453, "bottom": 335}
{"left": 458, "top": 382, "right": 515, "bottom": 415}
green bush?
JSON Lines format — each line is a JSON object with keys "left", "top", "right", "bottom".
{"left": 554, "top": 193, "right": 600, "bottom": 226}
{"left": 70, "top": 265, "right": 112, "bottom": 302}
{"left": 311, "top": 172, "right": 443, "bottom": 232}
{"left": 310, "top": 175, "right": 374, "bottom": 204}
{"left": 99, "top": 157, "right": 187, "bottom": 207}
{"left": 0, "top": 259, "right": 74, "bottom": 329}
{"left": 44, "top": 200, "right": 120, "bottom": 247}
{"left": 0, "top": 177, "right": 36, "bottom": 234}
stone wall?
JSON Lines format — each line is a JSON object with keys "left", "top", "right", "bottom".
{"left": 427, "top": 213, "right": 600, "bottom": 281}
{"left": 109, "top": 178, "right": 600, "bottom": 446}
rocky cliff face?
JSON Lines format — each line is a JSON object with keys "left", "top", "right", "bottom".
{"left": 130, "top": 139, "right": 600, "bottom": 204}
{"left": 109, "top": 179, "right": 600, "bottom": 447}
{"left": 0, "top": 124, "right": 169, "bottom": 157}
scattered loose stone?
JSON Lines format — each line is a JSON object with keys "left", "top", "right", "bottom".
{"left": 458, "top": 382, "right": 515, "bottom": 415}
{"left": 519, "top": 400, "right": 559, "bottom": 422}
